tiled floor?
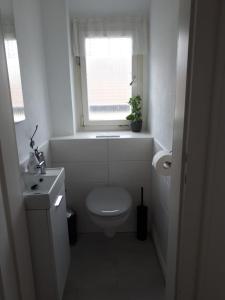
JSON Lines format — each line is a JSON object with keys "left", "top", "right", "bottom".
{"left": 63, "top": 233, "right": 165, "bottom": 300}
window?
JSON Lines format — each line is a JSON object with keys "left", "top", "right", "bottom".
{"left": 4, "top": 37, "right": 25, "bottom": 123}
{"left": 73, "top": 16, "right": 148, "bottom": 128}
{"left": 85, "top": 37, "right": 132, "bottom": 122}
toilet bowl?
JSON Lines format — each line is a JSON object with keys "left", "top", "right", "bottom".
{"left": 86, "top": 186, "right": 132, "bottom": 237}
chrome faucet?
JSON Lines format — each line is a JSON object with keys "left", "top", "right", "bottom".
{"left": 36, "top": 160, "right": 46, "bottom": 174}
{"left": 35, "top": 149, "right": 46, "bottom": 174}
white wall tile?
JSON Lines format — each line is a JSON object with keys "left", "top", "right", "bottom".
{"left": 53, "top": 162, "right": 108, "bottom": 184}
{"left": 50, "top": 139, "right": 108, "bottom": 163}
{"left": 119, "top": 185, "right": 151, "bottom": 232}
{"left": 151, "top": 169, "right": 169, "bottom": 214}
{"left": 108, "top": 138, "right": 152, "bottom": 161}
{"left": 69, "top": 183, "right": 150, "bottom": 233}
{"left": 152, "top": 200, "right": 169, "bottom": 261}
{"left": 151, "top": 139, "right": 170, "bottom": 264}
{"left": 109, "top": 161, "right": 151, "bottom": 231}
{"left": 65, "top": 182, "right": 106, "bottom": 233}
{"left": 51, "top": 138, "right": 153, "bottom": 233}
{"left": 109, "top": 161, "right": 151, "bottom": 186}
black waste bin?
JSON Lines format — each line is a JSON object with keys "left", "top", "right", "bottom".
{"left": 67, "top": 209, "right": 77, "bottom": 245}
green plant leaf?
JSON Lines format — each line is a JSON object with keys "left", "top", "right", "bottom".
{"left": 126, "top": 114, "right": 135, "bottom": 121}
{"left": 126, "top": 95, "right": 142, "bottom": 121}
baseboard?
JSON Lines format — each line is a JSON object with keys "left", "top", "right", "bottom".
{"left": 152, "top": 226, "right": 166, "bottom": 280}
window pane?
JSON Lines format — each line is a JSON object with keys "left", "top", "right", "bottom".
{"left": 4, "top": 39, "right": 25, "bottom": 123}
{"left": 85, "top": 37, "right": 132, "bottom": 121}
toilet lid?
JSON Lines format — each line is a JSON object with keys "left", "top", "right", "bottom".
{"left": 86, "top": 187, "right": 132, "bottom": 216}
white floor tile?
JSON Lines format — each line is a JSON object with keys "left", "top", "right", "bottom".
{"left": 63, "top": 233, "right": 165, "bottom": 300}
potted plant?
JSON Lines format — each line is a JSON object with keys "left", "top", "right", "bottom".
{"left": 126, "top": 95, "right": 142, "bottom": 132}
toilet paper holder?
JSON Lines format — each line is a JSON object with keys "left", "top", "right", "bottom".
{"left": 163, "top": 150, "right": 172, "bottom": 169}
{"left": 152, "top": 150, "right": 173, "bottom": 176}
{"left": 163, "top": 161, "right": 172, "bottom": 169}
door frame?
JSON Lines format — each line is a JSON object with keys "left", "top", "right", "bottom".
{"left": 193, "top": 1, "right": 225, "bottom": 299}
{"left": 0, "top": 13, "right": 36, "bottom": 300}
{"left": 0, "top": 152, "right": 20, "bottom": 300}
{"left": 1, "top": 0, "right": 223, "bottom": 299}
{"left": 166, "top": 0, "right": 222, "bottom": 299}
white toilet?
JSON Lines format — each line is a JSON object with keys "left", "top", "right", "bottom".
{"left": 86, "top": 186, "right": 132, "bottom": 237}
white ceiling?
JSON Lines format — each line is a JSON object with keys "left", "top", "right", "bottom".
{"left": 67, "top": 0, "right": 150, "bottom": 17}
{"left": 0, "top": 0, "right": 13, "bottom": 16}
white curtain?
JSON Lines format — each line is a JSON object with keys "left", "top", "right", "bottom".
{"left": 72, "top": 16, "right": 148, "bottom": 57}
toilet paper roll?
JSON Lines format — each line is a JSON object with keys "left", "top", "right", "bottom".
{"left": 152, "top": 150, "right": 172, "bottom": 176}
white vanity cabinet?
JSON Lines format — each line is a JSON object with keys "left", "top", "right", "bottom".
{"left": 24, "top": 168, "right": 70, "bottom": 300}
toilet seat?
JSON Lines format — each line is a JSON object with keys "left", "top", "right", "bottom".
{"left": 86, "top": 187, "right": 132, "bottom": 217}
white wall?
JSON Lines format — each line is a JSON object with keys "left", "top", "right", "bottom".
{"left": 0, "top": 0, "right": 12, "bottom": 17}
{"left": 10, "top": 0, "right": 52, "bottom": 163}
{"left": 68, "top": 0, "right": 150, "bottom": 132}
{"left": 2, "top": 0, "right": 74, "bottom": 160}
{"left": 68, "top": 0, "right": 150, "bottom": 17}
{"left": 50, "top": 136, "right": 152, "bottom": 233}
{"left": 149, "top": 0, "right": 179, "bottom": 150}
{"left": 40, "top": 0, "right": 75, "bottom": 137}
{"left": 148, "top": 0, "right": 179, "bottom": 270}
{"left": 38, "top": 0, "right": 150, "bottom": 137}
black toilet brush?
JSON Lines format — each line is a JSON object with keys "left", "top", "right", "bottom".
{"left": 137, "top": 187, "right": 148, "bottom": 240}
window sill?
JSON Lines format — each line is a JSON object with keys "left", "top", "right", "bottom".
{"left": 50, "top": 131, "right": 152, "bottom": 141}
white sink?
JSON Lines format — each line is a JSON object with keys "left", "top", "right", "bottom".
{"left": 23, "top": 168, "right": 65, "bottom": 209}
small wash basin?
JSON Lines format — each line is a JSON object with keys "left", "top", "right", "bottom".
{"left": 23, "top": 168, "right": 65, "bottom": 210}
{"left": 24, "top": 172, "right": 57, "bottom": 194}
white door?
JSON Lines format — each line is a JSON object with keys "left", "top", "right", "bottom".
{"left": 166, "top": 0, "right": 223, "bottom": 300}
{"left": 194, "top": 1, "right": 225, "bottom": 299}
{"left": 0, "top": 147, "right": 20, "bottom": 300}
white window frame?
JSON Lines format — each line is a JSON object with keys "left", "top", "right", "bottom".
{"left": 74, "top": 38, "right": 144, "bottom": 130}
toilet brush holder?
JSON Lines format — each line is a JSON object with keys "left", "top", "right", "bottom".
{"left": 137, "top": 187, "right": 148, "bottom": 240}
